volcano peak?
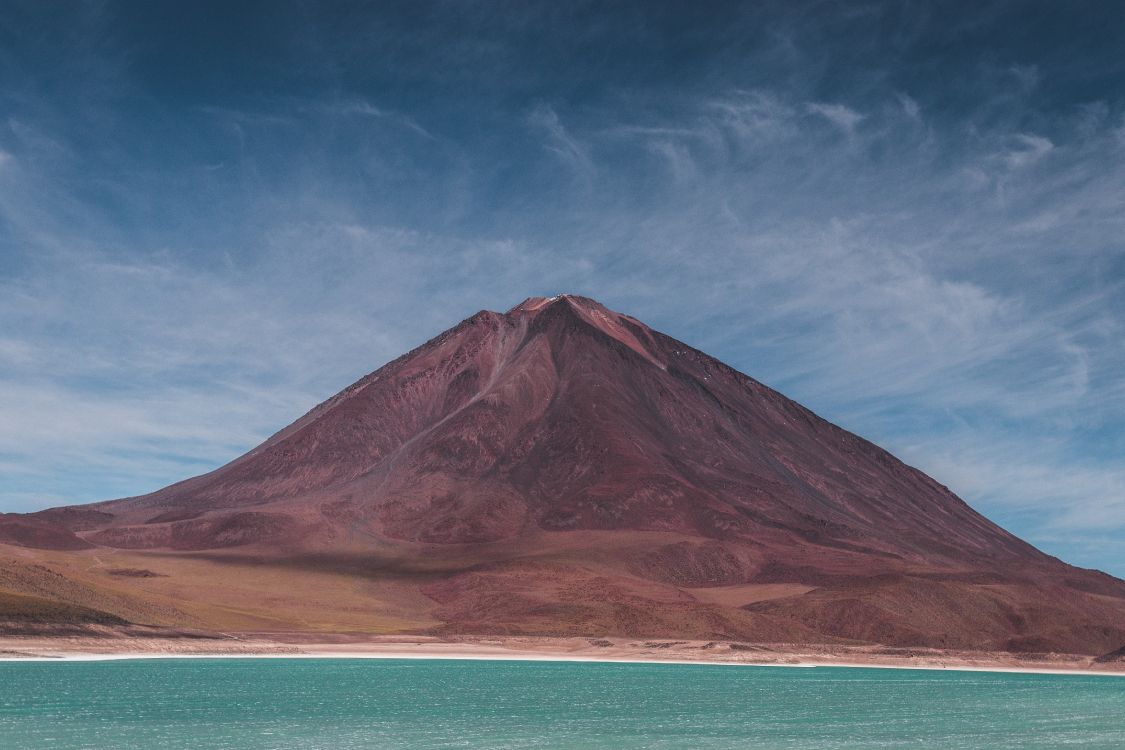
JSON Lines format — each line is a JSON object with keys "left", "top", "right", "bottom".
{"left": 505, "top": 294, "right": 665, "bottom": 369}
{"left": 506, "top": 293, "right": 606, "bottom": 316}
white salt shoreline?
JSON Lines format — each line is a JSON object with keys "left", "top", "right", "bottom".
{"left": 2, "top": 649, "right": 1123, "bottom": 677}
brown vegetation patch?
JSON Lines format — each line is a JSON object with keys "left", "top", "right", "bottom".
{"left": 0, "top": 515, "right": 93, "bottom": 550}
{"left": 1094, "top": 645, "right": 1125, "bottom": 663}
{"left": 105, "top": 568, "right": 167, "bottom": 578}
{"left": 0, "top": 591, "right": 126, "bottom": 626}
{"left": 630, "top": 542, "right": 753, "bottom": 586}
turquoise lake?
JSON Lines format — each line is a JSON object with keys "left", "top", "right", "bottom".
{"left": 1, "top": 658, "right": 1123, "bottom": 749}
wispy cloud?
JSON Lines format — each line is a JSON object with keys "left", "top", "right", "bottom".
{"left": 1003, "top": 133, "right": 1054, "bottom": 169}
{"left": 1009, "top": 64, "right": 1040, "bottom": 93}
{"left": 805, "top": 102, "right": 865, "bottom": 135}
{"left": 896, "top": 93, "right": 921, "bottom": 120}
{"left": 317, "top": 98, "right": 437, "bottom": 140}
{"left": 707, "top": 90, "right": 796, "bottom": 142}
{"left": 527, "top": 102, "right": 596, "bottom": 182}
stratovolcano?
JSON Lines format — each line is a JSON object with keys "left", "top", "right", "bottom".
{"left": 3, "top": 295, "right": 1124, "bottom": 654}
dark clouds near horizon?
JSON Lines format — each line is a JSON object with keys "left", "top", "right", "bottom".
{"left": 2, "top": 1, "right": 1125, "bottom": 574}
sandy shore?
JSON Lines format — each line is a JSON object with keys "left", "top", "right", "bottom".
{"left": 1, "top": 633, "right": 1122, "bottom": 676}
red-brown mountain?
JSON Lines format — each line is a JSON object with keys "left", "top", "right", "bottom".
{"left": 5, "top": 295, "right": 1125, "bottom": 654}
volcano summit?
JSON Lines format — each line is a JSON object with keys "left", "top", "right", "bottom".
{"left": 3, "top": 295, "right": 1124, "bottom": 656}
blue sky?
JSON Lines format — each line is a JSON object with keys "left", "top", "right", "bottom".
{"left": 1, "top": 1, "right": 1124, "bottom": 575}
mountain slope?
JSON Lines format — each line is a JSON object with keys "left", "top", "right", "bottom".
{"left": 5, "top": 295, "right": 1125, "bottom": 653}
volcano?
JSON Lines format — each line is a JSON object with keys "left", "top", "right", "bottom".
{"left": 3, "top": 295, "right": 1124, "bottom": 654}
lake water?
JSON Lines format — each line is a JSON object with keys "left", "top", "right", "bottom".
{"left": 1, "top": 658, "right": 1123, "bottom": 749}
